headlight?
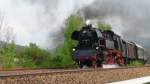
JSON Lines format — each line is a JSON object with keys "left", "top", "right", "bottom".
{"left": 96, "top": 47, "right": 99, "bottom": 50}
{"left": 72, "top": 48, "right": 76, "bottom": 51}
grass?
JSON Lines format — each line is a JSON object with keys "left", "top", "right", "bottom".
{"left": 127, "top": 60, "right": 145, "bottom": 67}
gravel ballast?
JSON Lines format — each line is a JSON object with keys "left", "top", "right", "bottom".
{"left": 0, "top": 67, "right": 150, "bottom": 84}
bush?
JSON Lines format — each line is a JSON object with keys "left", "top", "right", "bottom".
{"left": 0, "top": 42, "right": 17, "bottom": 68}
{"left": 127, "top": 60, "right": 145, "bottom": 67}
{"left": 18, "top": 43, "right": 52, "bottom": 68}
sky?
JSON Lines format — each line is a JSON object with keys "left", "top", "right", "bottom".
{"left": 0, "top": 0, "right": 150, "bottom": 50}
{"left": 0, "top": 0, "right": 94, "bottom": 48}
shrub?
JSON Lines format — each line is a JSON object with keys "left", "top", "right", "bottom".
{"left": 127, "top": 60, "right": 145, "bottom": 67}
{"left": 1, "top": 42, "right": 16, "bottom": 68}
{"left": 18, "top": 43, "right": 52, "bottom": 68}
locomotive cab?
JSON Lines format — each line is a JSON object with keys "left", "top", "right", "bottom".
{"left": 102, "top": 30, "right": 124, "bottom": 65}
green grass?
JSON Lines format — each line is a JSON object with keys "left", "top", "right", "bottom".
{"left": 127, "top": 60, "right": 145, "bottom": 67}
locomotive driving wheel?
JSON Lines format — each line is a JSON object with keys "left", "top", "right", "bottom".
{"left": 116, "top": 57, "right": 125, "bottom": 65}
{"left": 92, "top": 54, "right": 97, "bottom": 68}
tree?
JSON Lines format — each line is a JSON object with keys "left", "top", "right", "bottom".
{"left": 65, "top": 13, "right": 85, "bottom": 48}
{"left": 53, "top": 13, "right": 85, "bottom": 67}
{"left": 97, "top": 22, "right": 112, "bottom": 31}
{"left": 2, "top": 42, "right": 16, "bottom": 68}
{"left": 0, "top": 10, "right": 16, "bottom": 68}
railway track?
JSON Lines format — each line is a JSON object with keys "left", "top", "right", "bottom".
{"left": 0, "top": 65, "right": 150, "bottom": 77}
{"left": 0, "top": 66, "right": 150, "bottom": 84}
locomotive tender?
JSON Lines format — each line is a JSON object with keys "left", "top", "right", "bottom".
{"left": 71, "top": 24, "right": 146, "bottom": 68}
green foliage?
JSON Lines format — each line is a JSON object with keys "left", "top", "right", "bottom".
{"left": 0, "top": 42, "right": 17, "bottom": 68}
{"left": 97, "top": 22, "right": 112, "bottom": 31}
{"left": 65, "top": 13, "right": 85, "bottom": 47}
{"left": 53, "top": 13, "right": 85, "bottom": 68}
{"left": 127, "top": 60, "right": 145, "bottom": 67}
{"left": 18, "top": 43, "right": 52, "bottom": 68}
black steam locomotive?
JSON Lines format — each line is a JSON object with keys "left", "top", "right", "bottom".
{"left": 71, "top": 24, "right": 146, "bottom": 68}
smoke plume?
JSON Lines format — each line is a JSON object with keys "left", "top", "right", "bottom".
{"left": 81, "top": 0, "right": 150, "bottom": 50}
{"left": 1, "top": 0, "right": 150, "bottom": 51}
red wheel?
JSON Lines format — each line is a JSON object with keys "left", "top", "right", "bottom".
{"left": 92, "top": 60, "right": 97, "bottom": 68}
{"left": 92, "top": 54, "right": 97, "bottom": 68}
{"left": 117, "top": 58, "right": 125, "bottom": 65}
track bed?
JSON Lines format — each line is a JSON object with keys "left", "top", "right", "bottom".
{"left": 0, "top": 66, "right": 150, "bottom": 84}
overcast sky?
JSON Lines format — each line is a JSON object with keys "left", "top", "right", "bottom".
{"left": 0, "top": 0, "right": 94, "bottom": 48}
{"left": 0, "top": 0, "right": 150, "bottom": 50}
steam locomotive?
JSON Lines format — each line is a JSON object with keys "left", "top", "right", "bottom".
{"left": 71, "top": 24, "right": 146, "bottom": 68}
